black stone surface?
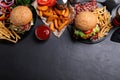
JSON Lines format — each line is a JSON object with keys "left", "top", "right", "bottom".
{"left": 0, "top": 0, "right": 120, "bottom": 80}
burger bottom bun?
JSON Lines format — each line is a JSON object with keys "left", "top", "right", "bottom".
{"left": 75, "top": 11, "right": 97, "bottom": 31}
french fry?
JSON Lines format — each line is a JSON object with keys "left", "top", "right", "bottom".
{"left": 0, "top": 30, "right": 10, "bottom": 38}
{"left": 0, "top": 22, "right": 11, "bottom": 38}
{"left": 48, "top": 8, "right": 53, "bottom": 13}
{"left": 37, "top": 5, "right": 48, "bottom": 11}
{"left": 0, "top": 36, "right": 16, "bottom": 43}
{"left": 11, "top": 29, "right": 20, "bottom": 42}
{"left": 54, "top": 8, "right": 62, "bottom": 15}
{"left": 0, "top": 28, "right": 10, "bottom": 36}
{"left": 0, "top": 33, "right": 2, "bottom": 37}
{"left": 43, "top": 11, "right": 53, "bottom": 17}
{"left": 53, "top": 11, "right": 56, "bottom": 15}
{"left": 59, "top": 15, "right": 64, "bottom": 19}
{"left": 0, "top": 22, "right": 21, "bottom": 43}
{"left": 58, "top": 18, "right": 62, "bottom": 27}
{"left": 62, "top": 10, "right": 66, "bottom": 15}
{"left": 50, "top": 22, "right": 55, "bottom": 32}
{"left": 11, "top": 29, "right": 21, "bottom": 39}
{"left": 3, "top": 27, "right": 15, "bottom": 39}
{"left": 58, "top": 19, "right": 70, "bottom": 31}
{"left": 60, "top": 16, "right": 69, "bottom": 23}
{"left": 59, "top": 16, "right": 65, "bottom": 23}
{"left": 54, "top": 19, "right": 59, "bottom": 29}
{"left": 39, "top": 11, "right": 43, "bottom": 17}
{"left": 37, "top": 4, "right": 71, "bottom": 32}
{"left": 63, "top": 7, "right": 69, "bottom": 17}
{"left": 46, "top": 15, "right": 58, "bottom": 23}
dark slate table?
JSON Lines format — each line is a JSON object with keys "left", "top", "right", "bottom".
{"left": 0, "top": 0, "right": 120, "bottom": 80}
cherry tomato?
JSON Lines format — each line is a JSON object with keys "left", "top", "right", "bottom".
{"left": 37, "top": 0, "right": 56, "bottom": 6}
{"left": 84, "top": 29, "right": 93, "bottom": 34}
{"left": 35, "top": 25, "right": 51, "bottom": 40}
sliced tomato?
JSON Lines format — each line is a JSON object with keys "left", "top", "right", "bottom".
{"left": 37, "top": 0, "right": 56, "bottom": 6}
{"left": 84, "top": 29, "right": 93, "bottom": 34}
{"left": 37, "top": 0, "right": 51, "bottom": 6}
{"left": 47, "top": 0, "right": 56, "bottom": 6}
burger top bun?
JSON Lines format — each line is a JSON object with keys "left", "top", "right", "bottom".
{"left": 10, "top": 6, "right": 32, "bottom": 26}
{"left": 75, "top": 11, "right": 97, "bottom": 31}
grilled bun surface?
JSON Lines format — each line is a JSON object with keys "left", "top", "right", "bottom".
{"left": 10, "top": 6, "right": 32, "bottom": 26}
{"left": 75, "top": 11, "right": 97, "bottom": 31}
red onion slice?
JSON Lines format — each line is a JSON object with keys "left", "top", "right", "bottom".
{"left": 0, "top": 0, "right": 14, "bottom": 8}
{"left": 4, "top": 0, "right": 12, "bottom": 3}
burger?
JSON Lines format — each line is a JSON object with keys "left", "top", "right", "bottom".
{"left": 73, "top": 11, "right": 100, "bottom": 40}
{"left": 10, "top": 6, "right": 33, "bottom": 34}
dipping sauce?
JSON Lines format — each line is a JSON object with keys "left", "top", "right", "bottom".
{"left": 35, "top": 25, "right": 51, "bottom": 40}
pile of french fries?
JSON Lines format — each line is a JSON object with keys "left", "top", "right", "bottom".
{"left": 93, "top": 6, "right": 112, "bottom": 39}
{"left": 37, "top": 5, "right": 70, "bottom": 32}
{"left": 0, "top": 21, "right": 20, "bottom": 43}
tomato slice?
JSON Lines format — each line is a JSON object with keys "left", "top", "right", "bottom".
{"left": 47, "top": 0, "right": 56, "bottom": 6}
{"left": 84, "top": 29, "right": 93, "bottom": 34}
{"left": 37, "top": 0, "right": 51, "bottom": 6}
{"left": 37, "top": 0, "right": 56, "bottom": 6}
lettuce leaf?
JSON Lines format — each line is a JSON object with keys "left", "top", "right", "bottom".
{"left": 73, "top": 25, "right": 100, "bottom": 39}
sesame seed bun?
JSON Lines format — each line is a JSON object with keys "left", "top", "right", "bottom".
{"left": 10, "top": 6, "right": 32, "bottom": 26}
{"left": 75, "top": 11, "right": 97, "bottom": 31}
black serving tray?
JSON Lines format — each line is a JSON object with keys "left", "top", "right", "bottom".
{"left": 0, "top": 4, "right": 37, "bottom": 44}
{"left": 68, "top": 2, "right": 112, "bottom": 44}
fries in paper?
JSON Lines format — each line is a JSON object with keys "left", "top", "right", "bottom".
{"left": 32, "top": 1, "right": 75, "bottom": 37}
{"left": 0, "top": 21, "right": 21, "bottom": 43}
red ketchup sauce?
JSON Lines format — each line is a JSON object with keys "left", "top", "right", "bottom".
{"left": 35, "top": 25, "right": 51, "bottom": 40}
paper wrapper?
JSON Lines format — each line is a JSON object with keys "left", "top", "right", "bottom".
{"left": 32, "top": 1, "right": 75, "bottom": 38}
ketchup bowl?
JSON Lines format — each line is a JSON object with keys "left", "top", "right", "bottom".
{"left": 35, "top": 25, "right": 51, "bottom": 40}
